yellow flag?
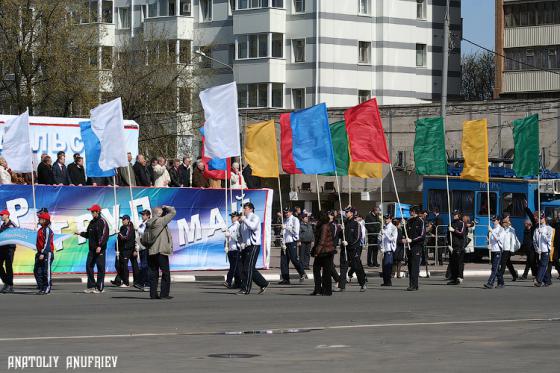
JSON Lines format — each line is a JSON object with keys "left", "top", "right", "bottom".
{"left": 244, "top": 120, "right": 279, "bottom": 178}
{"left": 460, "top": 119, "right": 489, "bottom": 183}
{"left": 348, "top": 161, "right": 382, "bottom": 179}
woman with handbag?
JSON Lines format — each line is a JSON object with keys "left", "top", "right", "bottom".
{"left": 311, "top": 211, "right": 336, "bottom": 296}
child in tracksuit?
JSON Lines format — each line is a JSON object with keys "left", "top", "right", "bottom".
{"left": 224, "top": 212, "right": 242, "bottom": 289}
{"left": 35, "top": 211, "right": 54, "bottom": 295}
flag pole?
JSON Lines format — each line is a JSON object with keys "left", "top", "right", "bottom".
{"left": 348, "top": 175, "right": 352, "bottom": 206}
{"left": 334, "top": 170, "right": 348, "bottom": 263}
{"left": 315, "top": 174, "right": 322, "bottom": 211}
{"left": 486, "top": 180, "right": 491, "bottom": 265}
{"left": 277, "top": 176, "right": 286, "bottom": 253}
{"left": 113, "top": 175, "right": 120, "bottom": 259}
{"left": 389, "top": 165, "right": 411, "bottom": 248}
{"left": 380, "top": 169, "right": 383, "bottom": 217}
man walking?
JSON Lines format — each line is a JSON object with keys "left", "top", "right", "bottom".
{"left": 298, "top": 214, "right": 315, "bottom": 270}
{"left": 143, "top": 205, "right": 176, "bottom": 299}
{"left": 78, "top": 204, "right": 109, "bottom": 294}
{"left": 499, "top": 214, "right": 520, "bottom": 283}
{"left": 339, "top": 207, "right": 367, "bottom": 292}
{"left": 0, "top": 210, "right": 17, "bottom": 293}
{"left": 135, "top": 210, "right": 151, "bottom": 291}
{"left": 115, "top": 215, "right": 138, "bottom": 287}
{"left": 278, "top": 208, "right": 307, "bottom": 285}
{"left": 447, "top": 210, "right": 466, "bottom": 285}
{"left": 406, "top": 206, "right": 425, "bottom": 291}
{"left": 380, "top": 214, "right": 397, "bottom": 286}
{"left": 238, "top": 202, "right": 269, "bottom": 295}
{"left": 365, "top": 206, "right": 382, "bottom": 267}
{"left": 534, "top": 214, "right": 553, "bottom": 287}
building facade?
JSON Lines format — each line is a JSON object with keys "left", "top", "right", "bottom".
{"left": 495, "top": 0, "right": 560, "bottom": 98}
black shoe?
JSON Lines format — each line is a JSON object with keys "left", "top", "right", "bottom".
{"left": 447, "top": 280, "right": 460, "bottom": 285}
{"left": 0, "top": 285, "right": 8, "bottom": 293}
{"left": 277, "top": 280, "right": 290, "bottom": 285}
{"left": 150, "top": 295, "right": 161, "bottom": 299}
{"left": 257, "top": 285, "right": 267, "bottom": 295}
{"left": 406, "top": 287, "right": 417, "bottom": 291}
{"left": 310, "top": 291, "right": 320, "bottom": 296}
{"left": 380, "top": 283, "right": 391, "bottom": 287}
{"left": 133, "top": 284, "right": 143, "bottom": 290}
{"left": 4, "top": 285, "right": 14, "bottom": 293}
{"left": 36, "top": 290, "right": 45, "bottom": 295}
{"left": 496, "top": 284, "right": 505, "bottom": 288}
{"left": 511, "top": 277, "right": 517, "bottom": 282}
{"left": 483, "top": 283, "right": 493, "bottom": 289}
{"left": 236, "top": 289, "right": 247, "bottom": 295}
{"left": 161, "top": 296, "right": 173, "bottom": 299}
{"left": 520, "top": 275, "right": 528, "bottom": 280}
{"left": 299, "top": 273, "right": 308, "bottom": 282}
{"left": 373, "top": 264, "right": 380, "bottom": 268}
{"left": 534, "top": 282, "right": 542, "bottom": 287}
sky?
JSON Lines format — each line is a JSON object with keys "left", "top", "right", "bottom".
{"left": 461, "top": 0, "right": 495, "bottom": 55}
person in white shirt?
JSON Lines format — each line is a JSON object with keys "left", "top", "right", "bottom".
{"left": 134, "top": 210, "right": 151, "bottom": 290}
{"left": 484, "top": 216, "right": 505, "bottom": 289}
{"left": 278, "top": 208, "right": 307, "bottom": 285}
{"left": 238, "top": 202, "right": 269, "bottom": 295}
{"left": 499, "top": 215, "right": 520, "bottom": 284}
{"left": 380, "top": 214, "right": 397, "bottom": 286}
{"left": 224, "top": 212, "right": 242, "bottom": 289}
{"left": 153, "top": 157, "right": 171, "bottom": 187}
{"left": 534, "top": 214, "right": 553, "bottom": 287}
{"left": 230, "top": 162, "right": 247, "bottom": 189}
{"left": 0, "top": 157, "right": 12, "bottom": 185}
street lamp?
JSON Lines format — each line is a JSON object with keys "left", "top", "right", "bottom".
{"left": 194, "top": 49, "right": 234, "bottom": 72}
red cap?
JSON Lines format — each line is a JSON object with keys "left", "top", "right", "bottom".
{"left": 38, "top": 212, "right": 50, "bottom": 221}
{"left": 0, "top": 210, "right": 9, "bottom": 216}
{"left": 87, "top": 204, "right": 102, "bottom": 212}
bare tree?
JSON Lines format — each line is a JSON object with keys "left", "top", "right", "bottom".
{"left": 0, "top": 0, "right": 98, "bottom": 116}
{"left": 460, "top": 51, "right": 496, "bottom": 101}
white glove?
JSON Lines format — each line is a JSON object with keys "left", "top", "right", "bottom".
{"left": 448, "top": 226, "right": 455, "bottom": 232}
{"left": 342, "top": 240, "right": 348, "bottom": 246}
{"left": 281, "top": 244, "right": 287, "bottom": 250}
{"left": 224, "top": 231, "right": 231, "bottom": 238}
{"left": 281, "top": 224, "right": 286, "bottom": 229}
{"left": 488, "top": 226, "right": 493, "bottom": 233}
{"left": 240, "top": 243, "right": 246, "bottom": 250}
{"left": 406, "top": 238, "right": 412, "bottom": 243}
{"left": 224, "top": 245, "right": 229, "bottom": 253}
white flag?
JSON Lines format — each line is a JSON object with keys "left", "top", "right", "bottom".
{"left": 1, "top": 110, "right": 32, "bottom": 173}
{"left": 199, "top": 82, "right": 241, "bottom": 159}
{"left": 90, "top": 97, "right": 128, "bottom": 171}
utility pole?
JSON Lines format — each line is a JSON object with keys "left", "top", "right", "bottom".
{"left": 441, "top": 0, "right": 450, "bottom": 119}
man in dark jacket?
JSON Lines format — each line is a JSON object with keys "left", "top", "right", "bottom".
{"left": 178, "top": 156, "right": 192, "bottom": 187}
{"left": 339, "top": 207, "right": 367, "bottom": 292}
{"left": 365, "top": 206, "right": 382, "bottom": 267}
{"left": 521, "top": 204, "right": 538, "bottom": 279}
{"left": 0, "top": 210, "right": 17, "bottom": 293}
{"left": 77, "top": 204, "right": 109, "bottom": 293}
{"left": 168, "top": 159, "right": 181, "bottom": 187}
{"left": 447, "top": 210, "right": 466, "bottom": 285}
{"left": 37, "top": 156, "right": 55, "bottom": 185}
{"left": 298, "top": 214, "right": 315, "bottom": 270}
{"left": 67, "top": 154, "right": 86, "bottom": 185}
{"left": 118, "top": 152, "right": 137, "bottom": 187}
{"left": 52, "top": 151, "right": 70, "bottom": 185}
{"left": 406, "top": 206, "right": 426, "bottom": 291}
{"left": 133, "top": 155, "right": 151, "bottom": 187}
{"left": 115, "top": 215, "right": 138, "bottom": 287}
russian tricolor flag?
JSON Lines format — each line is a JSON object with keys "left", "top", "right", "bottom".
{"left": 280, "top": 103, "right": 336, "bottom": 175}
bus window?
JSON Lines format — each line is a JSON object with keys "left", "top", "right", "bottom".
{"left": 451, "top": 190, "right": 474, "bottom": 216}
{"left": 428, "top": 189, "right": 448, "bottom": 212}
{"left": 502, "top": 192, "right": 526, "bottom": 217}
{"left": 478, "top": 192, "right": 497, "bottom": 216}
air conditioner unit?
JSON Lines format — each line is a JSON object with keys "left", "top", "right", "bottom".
{"left": 183, "top": 2, "right": 192, "bottom": 14}
{"left": 324, "top": 182, "right": 335, "bottom": 192}
{"left": 361, "top": 192, "right": 371, "bottom": 201}
{"left": 289, "top": 191, "right": 299, "bottom": 201}
{"left": 300, "top": 182, "right": 311, "bottom": 192}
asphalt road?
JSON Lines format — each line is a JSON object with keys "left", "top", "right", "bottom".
{"left": 1, "top": 276, "right": 559, "bottom": 373}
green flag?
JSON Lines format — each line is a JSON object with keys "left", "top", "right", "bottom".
{"left": 513, "top": 114, "right": 540, "bottom": 177}
{"left": 414, "top": 117, "right": 448, "bottom": 175}
{"left": 323, "top": 120, "right": 349, "bottom": 176}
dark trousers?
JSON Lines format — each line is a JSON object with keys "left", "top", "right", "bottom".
{"left": 499, "top": 251, "right": 518, "bottom": 280}
{"left": 313, "top": 254, "right": 333, "bottom": 295}
{"left": 367, "top": 240, "right": 380, "bottom": 266}
{"left": 280, "top": 242, "right": 305, "bottom": 281}
{"left": 536, "top": 252, "right": 551, "bottom": 285}
{"left": 226, "top": 250, "right": 242, "bottom": 288}
{"left": 382, "top": 251, "right": 394, "bottom": 285}
{"left": 0, "top": 247, "right": 15, "bottom": 286}
{"left": 86, "top": 250, "right": 106, "bottom": 291}
{"left": 299, "top": 241, "right": 312, "bottom": 269}
{"left": 450, "top": 248, "right": 465, "bottom": 281}
{"left": 148, "top": 253, "right": 170, "bottom": 298}
{"left": 487, "top": 251, "right": 503, "bottom": 286}
{"left": 339, "top": 246, "right": 366, "bottom": 288}
{"left": 117, "top": 250, "right": 139, "bottom": 286}
{"left": 523, "top": 248, "right": 538, "bottom": 278}
{"left": 331, "top": 252, "right": 341, "bottom": 283}
{"left": 407, "top": 246, "right": 422, "bottom": 289}
{"left": 138, "top": 250, "right": 149, "bottom": 286}
{"left": 34, "top": 252, "right": 53, "bottom": 293}
{"left": 240, "top": 245, "right": 269, "bottom": 293}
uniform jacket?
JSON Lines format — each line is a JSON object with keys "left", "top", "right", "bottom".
{"left": 80, "top": 216, "right": 110, "bottom": 251}
{"left": 533, "top": 225, "right": 553, "bottom": 254}
{"left": 0, "top": 220, "right": 17, "bottom": 250}
{"left": 502, "top": 226, "right": 520, "bottom": 252}
{"left": 240, "top": 212, "right": 261, "bottom": 246}
{"left": 118, "top": 222, "right": 136, "bottom": 252}
{"left": 407, "top": 216, "right": 426, "bottom": 247}
{"left": 145, "top": 206, "right": 177, "bottom": 256}
{"left": 136, "top": 221, "right": 147, "bottom": 251}
{"left": 299, "top": 222, "right": 315, "bottom": 243}
{"left": 52, "top": 161, "right": 70, "bottom": 185}
{"left": 450, "top": 218, "right": 466, "bottom": 251}
{"left": 489, "top": 225, "right": 505, "bottom": 252}
{"left": 36, "top": 225, "right": 54, "bottom": 254}
{"left": 344, "top": 218, "right": 361, "bottom": 249}
{"left": 283, "top": 215, "right": 300, "bottom": 243}
{"left": 381, "top": 222, "right": 398, "bottom": 253}
{"left": 227, "top": 221, "right": 240, "bottom": 251}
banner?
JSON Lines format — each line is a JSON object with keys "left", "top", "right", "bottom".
{"left": 0, "top": 185, "right": 273, "bottom": 274}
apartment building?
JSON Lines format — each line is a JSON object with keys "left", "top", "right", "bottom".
{"left": 495, "top": 0, "right": 560, "bottom": 98}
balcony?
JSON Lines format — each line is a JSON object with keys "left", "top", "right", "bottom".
{"left": 233, "top": 8, "right": 286, "bottom": 35}
{"left": 234, "top": 58, "right": 286, "bottom": 84}
{"left": 79, "top": 23, "right": 116, "bottom": 46}
{"left": 143, "top": 16, "right": 194, "bottom": 40}
{"left": 502, "top": 70, "right": 560, "bottom": 93}
{"left": 505, "top": 24, "right": 560, "bottom": 48}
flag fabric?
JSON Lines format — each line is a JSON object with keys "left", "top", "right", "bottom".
{"left": 280, "top": 103, "right": 336, "bottom": 174}
{"left": 199, "top": 127, "right": 229, "bottom": 180}
{"left": 1, "top": 110, "right": 32, "bottom": 173}
{"left": 344, "top": 98, "right": 390, "bottom": 164}
{"left": 199, "top": 82, "right": 241, "bottom": 159}
{"left": 460, "top": 119, "right": 489, "bottom": 183}
{"left": 513, "top": 114, "right": 540, "bottom": 177}
{"left": 79, "top": 121, "right": 116, "bottom": 178}
{"left": 90, "top": 97, "right": 128, "bottom": 171}
{"left": 244, "top": 120, "right": 279, "bottom": 178}
{"left": 414, "top": 117, "right": 448, "bottom": 175}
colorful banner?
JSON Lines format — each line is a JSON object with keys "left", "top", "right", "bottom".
{"left": 0, "top": 185, "right": 272, "bottom": 274}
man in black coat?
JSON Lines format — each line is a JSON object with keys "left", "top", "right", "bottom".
{"left": 133, "top": 154, "right": 151, "bottom": 187}
{"left": 365, "top": 206, "right": 382, "bottom": 267}
{"left": 52, "top": 151, "right": 70, "bottom": 185}
{"left": 67, "top": 154, "right": 86, "bottom": 185}
{"left": 521, "top": 204, "right": 538, "bottom": 279}
{"left": 168, "top": 159, "right": 181, "bottom": 187}
{"left": 77, "top": 204, "right": 109, "bottom": 293}
{"left": 178, "top": 156, "right": 192, "bottom": 187}
{"left": 115, "top": 215, "right": 138, "bottom": 287}
{"left": 406, "top": 206, "right": 426, "bottom": 291}
{"left": 339, "top": 207, "right": 367, "bottom": 292}
{"left": 37, "top": 156, "right": 55, "bottom": 185}
{"left": 447, "top": 210, "right": 466, "bottom": 285}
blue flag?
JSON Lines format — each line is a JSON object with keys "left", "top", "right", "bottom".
{"left": 80, "top": 121, "right": 116, "bottom": 177}
{"left": 290, "top": 103, "right": 336, "bottom": 174}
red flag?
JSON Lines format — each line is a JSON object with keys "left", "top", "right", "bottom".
{"left": 344, "top": 98, "right": 390, "bottom": 164}
{"left": 201, "top": 136, "right": 231, "bottom": 180}
{"left": 279, "top": 113, "right": 302, "bottom": 174}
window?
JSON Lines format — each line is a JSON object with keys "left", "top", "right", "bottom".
{"left": 148, "top": 1, "right": 157, "bottom": 17}
{"left": 358, "top": 41, "right": 371, "bottom": 64}
{"left": 428, "top": 189, "right": 448, "bottom": 213}
{"left": 168, "top": 40, "right": 177, "bottom": 63}
{"left": 237, "top": 36, "right": 248, "bottom": 59}
{"left": 292, "top": 88, "right": 305, "bottom": 109}
{"left": 238, "top": 84, "right": 248, "bottom": 108}
{"left": 294, "top": 0, "right": 304, "bottom": 13}
{"left": 272, "top": 33, "right": 283, "bottom": 58}
{"left": 358, "top": 90, "right": 371, "bottom": 103}
{"left": 359, "top": 0, "right": 370, "bottom": 15}
{"left": 88, "top": 47, "right": 98, "bottom": 67}
{"left": 548, "top": 49, "right": 558, "bottom": 69}
{"left": 169, "top": 0, "right": 176, "bottom": 16}
{"left": 200, "top": 0, "right": 212, "bottom": 21}
{"left": 117, "top": 7, "right": 130, "bottom": 29}
{"left": 237, "top": 33, "right": 283, "bottom": 59}
{"left": 237, "top": 0, "right": 284, "bottom": 9}
{"left": 180, "top": 0, "right": 192, "bottom": 16}
{"left": 505, "top": 46, "right": 560, "bottom": 71}
{"left": 271, "top": 83, "right": 283, "bottom": 108}
{"left": 416, "top": 43, "right": 427, "bottom": 67}
{"left": 292, "top": 39, "right": 305, "bottom": 62}
{"left": 270, "top": 0, "right": 284, "bottom": 7}
{"left": 101, "top": 46, "right": 113, "bottom": 69}
{"left": 502, "top": 193, "right": 526, "bottom": 217}
{"left": 505, "top": 1, "right": 560, "bottom": 28}
{"left": 526, "top": 48, "right": 534, "bottom": 67}
{"left": 199, "top": 46, "right": 211, "bottom": 67}
{"left": 179, "top": 40, "right": 191, "bottom": 63}
{"left": 178, "top": 87, "right": 192, "bottom": 112}
{"left": 451, "top": 191, "right": 474, "bottom": 216}
{"left": 101, "top": 0, "right": 113, "bottom": 23}
{"left": 478, "top": 192, "right": 497, "bottom": 216}
{"left": 229, "top": 0, "right": 235, "bottom": 15}
{"left": 259, "top": 34, "right": 268, "bottom": 57}
{"left": 416, "top": 0, "right": 426, "bottom": 20}
{"left": 238, "top": 83, "right": 283, "bottom": 108}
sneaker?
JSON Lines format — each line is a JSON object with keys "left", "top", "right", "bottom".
{"left": 0, "top": 285, "right": 8, "bottom": 293}
{"left": 277, "top": 280, "right": 290, "bottom": 285}
{"left": 83, "top": 288, "right": 96, "bottom": 294}
{"left": 143, "top": 286, "right": 150, "bottom": 292}
{"left": 223, "top": 282, "right": 232, "bottom": 289}
{"left": 4, "top": 285, "right": 14, "bottom": 293}
{"left": 458, "top": 278, "right": 464, "bottom": 284}
{"left": 92, "top": 289, "right": 104, "bottom": 294}
{"left": 299, "top": 274, "right": 308, "bottom": 282}
{"left": 119, "top": 284, "right": 129, "bottom": 288}
{"left": 483, "top": 283, "right": 493, "bottom": 289}
{"left": 236, "top": 289, "right": 248, "bottom": 295}
{"left": 360, "top": 285, "right": 367, "bottom": 292}
{"left": 36, "top": 290, "right": 45, "bottom": 295}
{"left": 257, "top": 285, "right": 268, "bottom": 295}
{"left": 133, "top": 284, "right": 143, "bottom": 290}
{"left": 110, "top": 280, "right": 120, "bottom": 287}
{"left": 496, "top": 284, "right": 505, "bottom": 288}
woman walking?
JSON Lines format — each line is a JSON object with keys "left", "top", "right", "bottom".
{"left": 311, "top": 211, "right": 336, "bottom": 296}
